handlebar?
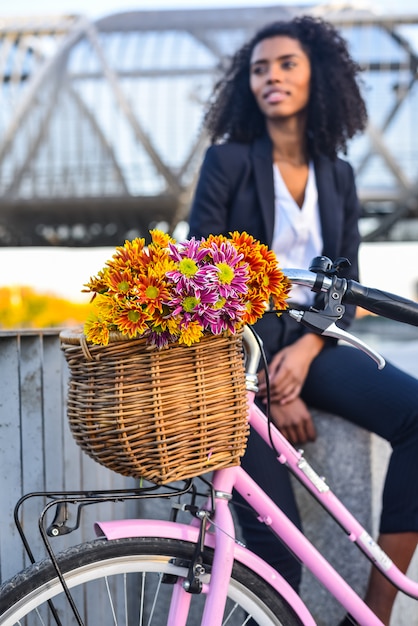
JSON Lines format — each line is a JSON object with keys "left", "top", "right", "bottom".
{"left": 343, "top": 280, "right": 418, "bottom": 327}
{"left": 284, "top": 269, "right": 333, "bottom": 293}
{"left": 243, "top": 263, "right": 418, "bottom": 383}
{"left": 284, "top": 268, "right": 418, "bottom": 328}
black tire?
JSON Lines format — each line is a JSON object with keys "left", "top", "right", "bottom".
{"left": 0, "top": 536, "right": 303, "bottom": 625}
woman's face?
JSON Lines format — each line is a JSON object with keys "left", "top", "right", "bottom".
{"left": 249, "top": 35, "right": 311, "bottom": 121}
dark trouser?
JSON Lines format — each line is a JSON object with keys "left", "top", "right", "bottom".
{"left": 233, "top": 313, "right": 418, "bottom": 592}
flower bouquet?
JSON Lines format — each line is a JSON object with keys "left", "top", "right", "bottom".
{"left": 60, "top": 230, "right": 290, "bottom": 484}
{"left": 82, "top": 229, "right": 290, "bottom": 347}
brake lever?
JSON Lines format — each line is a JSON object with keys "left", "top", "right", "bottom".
{"left": 288, "top": 309, "right": 386, "bottom": 370}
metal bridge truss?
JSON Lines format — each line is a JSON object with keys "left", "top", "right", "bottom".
{"left": 1, "top": 4, "right": 418, "bottom": 246}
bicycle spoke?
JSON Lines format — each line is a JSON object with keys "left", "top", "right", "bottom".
{"left": 0, "top": 538, "right": 299, "bottom": 625}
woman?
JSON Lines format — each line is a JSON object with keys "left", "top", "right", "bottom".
{"left": 188, "top": 15, "right": 418, "bottom": 625}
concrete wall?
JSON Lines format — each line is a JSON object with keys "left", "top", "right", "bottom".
{"left": 0, "top": 330, "right": 139, "bottom": 585}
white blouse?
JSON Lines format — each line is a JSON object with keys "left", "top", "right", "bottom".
{"left": 271, "top": 162, "right": 323, "bottom": 306}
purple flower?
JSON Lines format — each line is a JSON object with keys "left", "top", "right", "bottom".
{"left": 146, "top": 330, "right": 178, "bottom": 348}
{"left": 166, "top": 238, "right": 218, "bottom": 292}
{"left": 206, "top": 241, "right": 249, "bottom": 298}
{"left": 205, "top": 296, "right": 246, "bottom": 335}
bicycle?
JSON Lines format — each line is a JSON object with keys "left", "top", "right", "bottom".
{"left": 0, "top": 255, "right": 418, "bottom": 626}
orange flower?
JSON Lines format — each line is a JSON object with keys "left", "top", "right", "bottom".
{"left": 265, "top": 266, "right": 292, "bottom": 298}
{"left": 149, "top": 229, "right": 174, "bottom": 248}
{"left": 242, "top": 294, "right": 269, "bottom": 325}
{"left": 108, "top": 237, "right": 147, "bottom": 273}
{"left": 271, "top": 288, "right": 291, "bottom": 313}
{"left": 105, "top": 268, "right": 137, "bottom": 296}
{"left": 136, "top": 275, "right": 171, "bottom": 315}
{"left": 200, "top": 233, "right": 228, "bottom": 248}
{"left": 83, "top": 268, "right": 110, "bottom": 295}
{"left": 113, "top": 302, "right": 150, "bottom": 338}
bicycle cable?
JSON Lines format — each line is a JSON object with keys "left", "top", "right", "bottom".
{"left": 246, "top": 323, "right": 279, "bottom": 458}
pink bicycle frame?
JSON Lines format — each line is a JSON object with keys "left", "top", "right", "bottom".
{"left": 96, "top": 387, "right": 418, "bottom": 625}
{"left": 96, "top": 309, "right": 418, "bottom": 626}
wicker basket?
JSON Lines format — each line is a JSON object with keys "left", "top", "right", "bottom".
{"left": 60, "top": 329, "right": 249, "bottom": 484}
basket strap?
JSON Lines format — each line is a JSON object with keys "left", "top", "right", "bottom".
{"left": 80, "top": 335, "right": 94, "bottom": 361}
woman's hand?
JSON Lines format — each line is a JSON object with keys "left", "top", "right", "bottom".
{"left": 258, "top": 333, "right": 325, "bottom": 405}
{"left": 268, "top": 396, "right": 317, "bottom": 445}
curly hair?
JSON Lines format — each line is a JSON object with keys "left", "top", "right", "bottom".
{"left": 204, "top": 15, "right": 368, "bottom": 159}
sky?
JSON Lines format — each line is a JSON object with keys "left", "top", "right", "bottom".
{"left": 1, "top": 0, "right": 418, "bottom": 19}
{"left": 1, "top": 0, "right": 417, "bottom": 304}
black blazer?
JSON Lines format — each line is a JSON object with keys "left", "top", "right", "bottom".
{"left": 188, "top": 134, "right": 361, "bottom": 329}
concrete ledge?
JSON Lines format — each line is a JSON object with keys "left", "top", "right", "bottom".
{"left": 371, "top": 435, "right": 418, "bottom": 625}
{"left": 293, "top": 328, "right": 418, "bottom": 626}
{"left": 295, "top": 410, "right": 418, "bottom": 626}
{"left": 293, "top": 410, "right": 372, "bottom": 625}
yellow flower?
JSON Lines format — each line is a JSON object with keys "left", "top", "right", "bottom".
{"left": 201, "top": 233, "right": 228, "bottom": 248}
{"left": 146, "top": 245, "right": 176, "bottom": 279}
{"left": 93, "top": 293, "right": 119, "bottom": 321}
{"left": 178, "top": 321, "right": 204, "bottom": 346}
{"left": 108, "top": 238, "right": 148, "bottom": 276}
{"left": 152, "top": 311, "right": 181, "bottom": 336}
{"left": 84, "top": 312, "right": 111, "bottom": 345}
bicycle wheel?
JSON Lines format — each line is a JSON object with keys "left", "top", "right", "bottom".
{"left": 0, "top": 536, "right": 303, "bottom": 625}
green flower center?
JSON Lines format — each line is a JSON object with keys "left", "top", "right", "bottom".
{"left": 183, "top": 296, "right": 199, "bottom": 312}
{"left": 145, "top": 285, "right": 159, "bottom": 299}
{"left": 214, "top": 297, "right": 226, "bottom": 310}
{"left": 216, "top": 262, "right": 234, "bottom": 284}
{"left": 118, "top": 280, "right": 130, "bottom": 293}
{"left": 127, "top": 310, "right": 141, "bottom": 322}
{"left": 179, "top": 258, "right": 198, "bottom": 277}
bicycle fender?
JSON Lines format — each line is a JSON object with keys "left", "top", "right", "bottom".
{"left": 95, "top": 519, "right": 316, "bottom": 626}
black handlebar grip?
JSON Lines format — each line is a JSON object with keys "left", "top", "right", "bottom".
{"left": 344, "top": 280, "right": 418, "bottom": 327}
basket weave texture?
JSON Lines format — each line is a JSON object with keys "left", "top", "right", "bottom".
{"left": 60, "top": 329, "right": 249, "bottom": 484}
